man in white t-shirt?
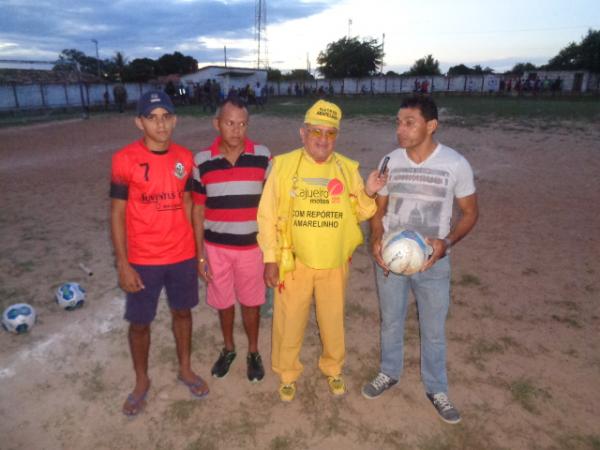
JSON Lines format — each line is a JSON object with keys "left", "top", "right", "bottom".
{"left": 362, "top": 96, "right": 478, "bottom": 424}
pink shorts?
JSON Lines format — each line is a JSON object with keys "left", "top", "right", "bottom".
{"left": 205, "top": 244, "right": 265, "bottom": 310}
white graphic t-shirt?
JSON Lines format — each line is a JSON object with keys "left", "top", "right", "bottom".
{"left": 379, "top": 143, "right": 475, "bottom": 239}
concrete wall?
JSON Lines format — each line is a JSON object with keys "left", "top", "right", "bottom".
{"left": 0, "top": 82, "right": 157, "bottom": 111}
{"left": 267, "top": 71, "right": 598, "bottom": 96}
{"left": 1, "top": 70, "right": 597, "bottom": 112}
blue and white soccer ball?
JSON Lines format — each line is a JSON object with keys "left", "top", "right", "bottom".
{"left": 56, "top": 282, "right": 86, "bottom": 310}
{"left": 2, "top": 303, "right": 37, "bottom": 334}
{"left": 382, "top": 230, "right": 433, "bottom": 275}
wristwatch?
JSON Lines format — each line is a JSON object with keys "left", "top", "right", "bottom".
{"left": 443, "top": 237, "right": 452, "bottom": 254}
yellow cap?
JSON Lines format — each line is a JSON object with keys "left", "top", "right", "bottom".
{"left": 304, "top": 100, "right": 342, "bottom": 129}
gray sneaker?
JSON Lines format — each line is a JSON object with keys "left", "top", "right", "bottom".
{"left": 361, "top": 372, "right": 398, "bottom": 399}
{"left": 426, "top": 392, "right": 461, "bottom": 424}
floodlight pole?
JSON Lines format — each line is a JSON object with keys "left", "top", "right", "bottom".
{"left": 381, "top": 33, "right": 385, "bottom": 74}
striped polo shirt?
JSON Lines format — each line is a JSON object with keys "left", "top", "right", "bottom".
{"left": 192, "top": 137, "right": 271, "bottom": 249}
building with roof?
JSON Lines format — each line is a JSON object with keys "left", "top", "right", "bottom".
{"left": 181, "top": 65, "right": 267, "bottom": 95}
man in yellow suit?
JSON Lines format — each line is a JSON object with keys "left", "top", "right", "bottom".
{"left": 257, "top": 100, "right": 387, "bottom": 401}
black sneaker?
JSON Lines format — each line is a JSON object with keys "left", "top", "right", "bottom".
{"left": 426, "top": 392, "right": 461, "bottom": 424}
{"left": 211, "top": 348, "right": 237, "bottom": 378}
{"left": 247, "top": 352, "right": 265, "bottom": 383}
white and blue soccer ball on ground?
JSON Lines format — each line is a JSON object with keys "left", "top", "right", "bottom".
{"left": 2, "top": 303, "right": 37, "bottom": 334}
{"left": 56, "top": 282, "right": 86, "bottom": 310}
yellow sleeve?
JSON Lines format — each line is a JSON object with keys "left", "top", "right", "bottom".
{"left": 351, "top": 166, "right": 377, "bottom": 221}
{"left": 257, "top": 163, "right": 279, "bottom": 263}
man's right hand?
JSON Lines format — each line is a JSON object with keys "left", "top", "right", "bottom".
{"left": 197, "top": 259, "right": 212, "bottom": 283}
{"left": 264, "top": 262, "right": 279, "bottom": 288}
{"left": 371, "top": 237, "right": 390, "bottom": 276}
{"left": 118, "top": 262, "right": 145, "bottom": 293}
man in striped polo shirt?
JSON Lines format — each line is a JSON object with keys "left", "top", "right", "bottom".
{"left": 192, "top": 98, "right": 271, "bottom": 382}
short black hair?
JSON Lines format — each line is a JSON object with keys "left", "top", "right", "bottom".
{"left": 215, "top": 97, "right": 248, "bottom": 118}
{"left": 399, "top": 95, "right": 438, "bottom": 121}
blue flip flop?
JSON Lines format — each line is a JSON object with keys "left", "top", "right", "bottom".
{"left": 122, "top": 382, "right": 150, "bottom": 417}
{"left": 178, "top": 374, "right": 209, "bottom": 399}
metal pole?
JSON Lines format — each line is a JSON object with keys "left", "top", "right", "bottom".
{"left": 381, "top": 33, "right": 385, "bottom": 75}
{"left": 91, "top": 39, "right": 100, "bottom": 78}
{"left": 75, "top": 62, "right": 89, "bottom": 119}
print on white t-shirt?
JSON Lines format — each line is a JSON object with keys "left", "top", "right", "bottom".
{"left": 380, "top": 144, "right": 475, "bottom": 240}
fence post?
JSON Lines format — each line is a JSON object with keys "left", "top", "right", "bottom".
{"left": 11, "top": 82, "right": 20, "bottom": 110}
{"left": 75, "top": 63, "right": 89, "bottom": 119}
{"left": 40, "top": 83, "right": 47, "bottom": 108}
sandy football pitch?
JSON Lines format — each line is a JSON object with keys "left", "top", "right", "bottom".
{"left": 0, "top": 111, "right": 599, "bottom": 450}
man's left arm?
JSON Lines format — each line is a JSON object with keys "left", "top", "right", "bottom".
{"left": 422, "top": 193, "right": 479, "bottom": 271}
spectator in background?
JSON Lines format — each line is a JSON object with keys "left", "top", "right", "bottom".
{"left": 113, "top": 84, "right": 127, "bottom": 113}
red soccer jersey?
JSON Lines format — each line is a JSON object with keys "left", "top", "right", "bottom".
{"left": 110, "top": 139, "right": 196, "bottom": 265}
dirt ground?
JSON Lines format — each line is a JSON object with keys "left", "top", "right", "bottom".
{"left": 0, "top": 110, "right": 599, "bottom": 450}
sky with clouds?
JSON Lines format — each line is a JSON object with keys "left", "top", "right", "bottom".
{"left": 0, "top": 0, "right": 598, "bottom": 73}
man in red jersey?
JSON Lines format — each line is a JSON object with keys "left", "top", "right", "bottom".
{"left": 192, "top": 98, "right": 271, "bottom": 383}
{"left": 110, "top": 91, "right": 208, "bottom": 417}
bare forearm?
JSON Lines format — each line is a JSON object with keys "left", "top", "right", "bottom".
{"left": 447, "top": 194, "right": 479, "bottom": 246}
{"left": 191, "top": 204, "right": 206, "bottom": 258}
{"left": 447, "top": 211, "right": 478, "bottom": 245}
{"left": 369, "top": 196, "right": 388, "bottom": 242}
{"left": 110, "top": 200, "right": 129, "bottom": 267}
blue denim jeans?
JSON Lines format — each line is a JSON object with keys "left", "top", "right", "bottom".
{"left": 375, "top": 256, "right": 451, "bottom": 394}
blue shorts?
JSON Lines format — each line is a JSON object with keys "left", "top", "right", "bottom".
{"left": 124, "top": 258, "right": 199, "bottom": 325}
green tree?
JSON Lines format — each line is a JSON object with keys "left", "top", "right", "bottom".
{"left": 283, "top": 69, "right": 314, "bottom": 81}
{"left": 508, "top": 62, "right": 537, "bottom": 76}
{"left": 385, "top": 70, "right": 400, "bottom": 76}
{"left": 473, "top": 65, "right": 494, "bottom": 74}
{"left": 405, "top": 55, "right": 441, "bottom": 76}
{"left": 447, "top": 64, "right": 472, "bottom": 76}
{"left": 448, "top": 64, "right": 494, "bottom": 75}
{"left": 545, "top": 29, "right": 600, "bottom": 72}
{"left": 156, "top": 51, "right": 198, "bottom": 76}
{"left": 317, "top": 37, "right": 383, "bottom": 78}
{"left": 123, "top": 58, "right": 157, "bottom": 82}
{"left": 102, "top": 51, "right": 128, "bottom": 82}
{"left": 53, "top": 49, "right": 98, "bottom": 75}
{"left": 267, "top": 67, "right": 282, "bottom": 81}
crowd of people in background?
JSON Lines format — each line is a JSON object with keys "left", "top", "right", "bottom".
{"left": 499, "top": 76, "right": 563, "bottom": 93}
{"left": 102, "top": 73, "right": 569, "bottom": 114}
{"left": 161, "top": 80, "right": 271, "bottom": 112}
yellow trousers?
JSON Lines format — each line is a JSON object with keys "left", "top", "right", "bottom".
{"left": 271, "top": 259, "right": 349, "bottom": 383}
